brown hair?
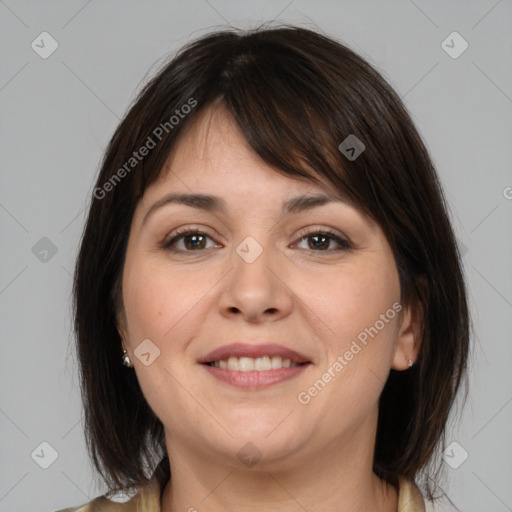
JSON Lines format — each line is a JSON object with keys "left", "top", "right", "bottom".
{"left": 73, "top": 23, "right": 470, "bottom": 501}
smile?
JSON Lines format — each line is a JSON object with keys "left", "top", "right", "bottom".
{"left": 204, "top": 355, "right": 303, "bottom": 370}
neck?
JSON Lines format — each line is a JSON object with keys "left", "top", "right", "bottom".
{"left": 160, "top": 426, "right": 398, "bottom": 512}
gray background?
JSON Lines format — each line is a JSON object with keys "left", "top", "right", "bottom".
{"left": 0, "top": 1, "right": 511, "bottom": 511}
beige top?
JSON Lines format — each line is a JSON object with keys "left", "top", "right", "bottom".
{"left": 56, "top": 474, "right": 426, "bottom": 512}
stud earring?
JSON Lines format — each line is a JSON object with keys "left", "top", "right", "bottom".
{"left": 407, "top": 358, "right": 414, "bottom": 368}
{"left": 122, "top": 349, "right": 133, "bottom": 367}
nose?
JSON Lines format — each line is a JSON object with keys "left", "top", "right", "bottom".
{"left": 217, "top": 241, "right": 293, "bottom": 323}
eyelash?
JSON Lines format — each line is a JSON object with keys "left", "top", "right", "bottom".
{"left": 162, "top": 226, "right": 351, "bottom": 254}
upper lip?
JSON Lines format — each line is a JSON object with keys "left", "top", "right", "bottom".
{"left": 198, "top": 343, "right": 311, "bottom": 364}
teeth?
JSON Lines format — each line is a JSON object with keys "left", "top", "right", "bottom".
{"left": 211, "top": 355, "right": 300, "bottom": 371}
{"left": 271, "top": 355, "right": 282, "bottom": 369}
{"left": 255, "top": 356, "right": 271, "bottom": 371}
{"left": 227, "top": 356, "right": 239, "bottom": 370}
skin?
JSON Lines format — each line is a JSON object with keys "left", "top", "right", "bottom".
{"left": 117, "top": 104, "right": 422, "bottom": 512}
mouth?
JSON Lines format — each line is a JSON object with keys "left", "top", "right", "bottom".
{"left": 198, "top": 342, "right": 312, "bottom": 390}
{"left": 202, "top": 356, "right": 308, "bottom": 370}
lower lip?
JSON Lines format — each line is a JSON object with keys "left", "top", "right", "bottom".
{"left": 200, "top": 363, "right": 311, "bottom": 390}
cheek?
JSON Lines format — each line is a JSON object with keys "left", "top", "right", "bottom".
{"left": 301, "top": 256, "right": 401, "bottom": 407}
{"left": 300, "top": 268, "right": 401, "bottom": 423}
{"left": 121, "top": 256, "right": 218, "bottom": 344}
{"left": 301, "top": 261, "right": 399, "bottom": 345}
{"left": 122, "top": 266, "right": 168, "bottom": 341}
{"left": 121, "top": 259, "right": 211, "bottom": 419}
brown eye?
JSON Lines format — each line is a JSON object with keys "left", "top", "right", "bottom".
{"left": 295, "top": 229, "right": 351, "bottom": 252}
{"left": 163, "top": 229, "right": 219, "bottom": 253}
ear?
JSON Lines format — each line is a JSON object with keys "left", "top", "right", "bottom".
{"left": 392, "top": 296, "right": 423, "bottom": 371}
{"left": 115, "top": 304, "right": 129, "bottom": 350}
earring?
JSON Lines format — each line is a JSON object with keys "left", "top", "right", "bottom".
{"left": 122, "top": 349, "right": 133, "bottom": 367}
{"left": 407, "top": 358, "right": 414, "bottom": 368}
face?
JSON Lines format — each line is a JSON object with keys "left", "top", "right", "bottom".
{"left": 118, "top": 105, "right": 415, "bottom": 471}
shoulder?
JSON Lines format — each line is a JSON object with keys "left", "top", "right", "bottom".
{"left": 54, "top": 475, "right": 162, "bottom": 512}
{"left": 53, "top": 495, "right": 131, "bottom": 512}
{"left": 56, "top": 474, "right": 425, "bottom": 511}
{"left": 397, "top": 477, "right": 426, "bottom": 512}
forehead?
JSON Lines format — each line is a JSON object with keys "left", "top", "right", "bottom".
{"left": 144, "top": 104, "right": 335, "bottom": 202}
{"left": 130, "top": 104, "right": 379, "bottom": 237}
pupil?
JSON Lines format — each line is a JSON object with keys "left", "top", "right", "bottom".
{"left": 310, "top": 235, "right": 328, "bottom": 250}
{"left": 186, "top": 234, "right": 204, "bottom": 250}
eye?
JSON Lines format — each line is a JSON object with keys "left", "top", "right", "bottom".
{"left": 162, "top": 226, "right": 351, "bottom": 254}
{"left": 162, "top": 228, "right": 221, "bottom": 253}
{"left": 293, "top": 228, "right": 351, "bottom": 252}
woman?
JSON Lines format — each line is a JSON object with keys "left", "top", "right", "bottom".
{"left": 60, "top": 24, "right": 469, "bottom": 511}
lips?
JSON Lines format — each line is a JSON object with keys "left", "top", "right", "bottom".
{"left": 197, "top": 342, "right": 311, "bottom": 365}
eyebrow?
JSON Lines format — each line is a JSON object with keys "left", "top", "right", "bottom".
{"left": 141, "top": 192, "right": 347, "bottom": 226}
